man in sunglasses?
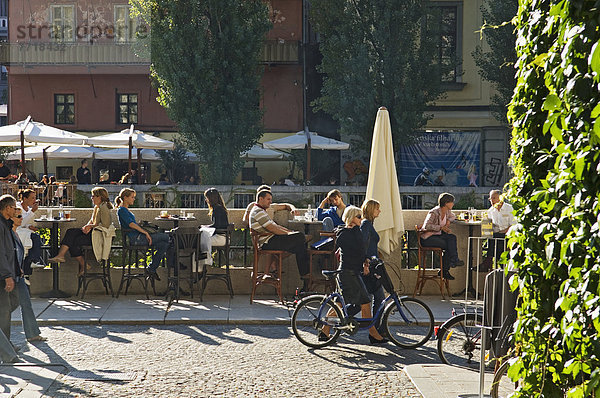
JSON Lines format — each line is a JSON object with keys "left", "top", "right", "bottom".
{"left": 0, "top": 194, "right": 21, "bottom": 363}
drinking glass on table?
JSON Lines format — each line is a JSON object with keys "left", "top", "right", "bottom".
{"left": 64, "top": 210, "right": 71, "bottom": 220}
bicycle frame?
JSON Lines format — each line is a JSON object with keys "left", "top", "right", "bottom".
{"left": 316, "top": 291, "right": 411, "bottom": 331}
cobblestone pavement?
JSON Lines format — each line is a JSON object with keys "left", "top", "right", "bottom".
{"left": 8, "top": 324, "right": 445, "bottom": 397}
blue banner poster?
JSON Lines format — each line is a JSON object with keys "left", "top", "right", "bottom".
{"left": 398, "top": 131, "right": 481, "bottom": 187}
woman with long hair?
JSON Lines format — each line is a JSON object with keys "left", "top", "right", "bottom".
{"left": 115, "top": 188, "right": 169, "bottom": 281}
{"left": 204, "top": 188, "right": 228, "bottom": 247}
{"left": 48, "top": 187, "right": 114, "bottom": 276}
{"left": 360, "top": 199, "right": 386, "bottom": 326}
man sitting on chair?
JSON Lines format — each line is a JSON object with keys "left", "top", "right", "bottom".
{"left": 479, "top": 189, "right": 516, "bottom": 271}
{"left": 249, "top": 190, "right": 310, "bottom": 291}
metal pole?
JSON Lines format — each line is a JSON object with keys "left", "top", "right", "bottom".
{"left": 128, "top": 136, "right": 133, "bottom": 174}
{"left": 19, "top": 115, "right": 32, "bottom": 176}
{"left": 302, "top": 0, "right": 310, "bottom": 181}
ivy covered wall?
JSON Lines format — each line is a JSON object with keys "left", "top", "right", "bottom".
{"left": 507, "top": 0, "right": 600, "bottom": 396}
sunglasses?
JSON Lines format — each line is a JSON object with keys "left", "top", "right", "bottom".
{"left": 14, "top": 215, "right": 22, "bottom": 219}
{"left": 355, "top": 215, "right": 362, "bottom": 219}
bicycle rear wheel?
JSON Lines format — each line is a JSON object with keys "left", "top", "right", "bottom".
{"left": 291, "top": 294, "right": 342, "bottom": 348}
{"left": 383, "top": 297, "right": 434, "bottom": 349}
{"left": 437, "top": 312, "right": 484, "bottom": 370}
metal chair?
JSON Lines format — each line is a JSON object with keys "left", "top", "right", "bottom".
{"left": 76, "top": 245, "right": 114, "bottom": 299}
{"left": 414, "top": 225, "right": 451, "bottom": 299}
{"left": 168, "top": 226, "right": 203, "bottom": 303}
{"left": 250, "top": 230, "right": 288, "bottom": 304}
{"left": 307, "top": 231, "right": 337, "bottom": 292}
{"left": 199, "top": 224, "right": 235, "bottom": 301}
{"left": 116, "top": 228, "right": 156, "bottom": 299}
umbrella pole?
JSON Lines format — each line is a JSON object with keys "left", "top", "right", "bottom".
{"left": 137, "top": 148, "right": 141, "bottom": 183}
{"left": 43, "top": 148, "right": 48, "bottom": 177}
{"left": 128, "top": 137, "right": 133, "bottom": 174}
{"left": 20, "top": 130, "right": 26, "bottom": 176}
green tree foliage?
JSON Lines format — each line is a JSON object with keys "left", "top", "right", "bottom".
{"left": 132, "top": 0, "right": 271, "bottom": 184}
{"left": 506, "top": 1, "right": 600, "bottom": 396}
{"left": 156, "top": 138, "right": 189, "bottom": 184}
{"left": 472, "top": 0, "right": 518, "bottom": 124}
{"left": 310, "top": 0, "right": 449, "bottom": 151}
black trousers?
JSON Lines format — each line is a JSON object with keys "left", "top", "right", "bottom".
{"left": 420, "top": 232, "right": 459, "bottom": 271}
{"left": 262, "top": 232, "right": 309, "bottom": 276}
{"left": 486, "top": 232, "right": 506, "bottom": 260}
{"left": 61, "top": 228, "right": 92, "bottom": 258}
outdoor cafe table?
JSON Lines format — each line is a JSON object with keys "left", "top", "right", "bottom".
{"left": 288, "top": 218, "right": 323, "bottom": 237}
{"left": 452, "top": 218, "right": 482, "bottom": 298}
{"left": 34, "top": 217, "right": 76, "bottom": 298}
{"left": 154, "top": 215, "right": 197, "bottom": 229}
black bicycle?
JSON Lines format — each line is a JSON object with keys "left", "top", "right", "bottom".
{"left": 291, "top": 260, "right": 434, "bottom": 349}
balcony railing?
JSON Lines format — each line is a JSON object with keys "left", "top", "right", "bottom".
{"left": 0, "top": 42, "right": 149, "bottom": 66}
{"left": 260, "top": 40, "right": 299, "bottom": 64}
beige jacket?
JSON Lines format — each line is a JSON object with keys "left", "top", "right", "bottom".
{"left": 420, "top": 206, "right": 456, "bottom": 240}
{"left": 92, "top": 224, "right": 116, "bottom": 261}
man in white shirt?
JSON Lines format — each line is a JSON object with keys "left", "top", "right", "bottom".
{"left": 480, "top": 189, "right": 516, "bottom": 271}
{"left": 249, "top": 190, "right": 310, "bottom": 291}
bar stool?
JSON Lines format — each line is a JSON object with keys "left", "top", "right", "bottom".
{"left": 250, "top": 230, "right": 288, "bottom": 304}
{"left": 116, "top": 228, "right": 156, "bottom": 299}
{"left": 414, "top": 225, "right": 451, "bottom": 299}
{"left": 199, "top": 224, "right": 235, "bottom": 301}
{"left": 76, "top": 245, "right": 114, "bottom": 299}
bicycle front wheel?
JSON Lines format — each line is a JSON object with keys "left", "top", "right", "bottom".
{"left": 437, "top": 312, "right": 484, "bottom": 370}
{"left": 383, "top": 297, "right": 434, "bottom": 349}
{"left": 291, "top": 294, "right": 342, "bottom": 348}
{"left": 490, "top": 359, "right": 513, "bottom": 398}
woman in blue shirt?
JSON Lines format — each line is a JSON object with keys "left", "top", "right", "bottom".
{"left": 115, "top": 188, "right": 170, "bottom": 281}
{"left": 360, "top": 199, "right": 386, "bottom": 327}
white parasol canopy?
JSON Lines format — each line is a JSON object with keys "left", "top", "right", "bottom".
{"left": 95, "top": 147, "right": 199, "bottom": 161}
{"left": 365, "top": 107, "right": 404, "bottom": 254}
{"left": 262, "top": 131, "right": 350, "bottom": 150}
{"left": 0, "top": 116, "right": 89, "bottom": 175}
{"left": 240, "top": 144, "right": 289, "bottom": 160}
{"left": 6, "top": 145, "right": 100, "bottom": 160}
{"left": 86, "top": 124, "right": 175, "bottom": 173}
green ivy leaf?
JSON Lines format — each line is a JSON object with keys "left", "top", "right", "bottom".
{"left": 589, "top": 41, "right": 600, "bottom": 76}
{"left": 543, "top": 94, "right": 562, "bottom": 111}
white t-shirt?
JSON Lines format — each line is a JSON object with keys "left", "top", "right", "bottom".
{"left": 488, "top": 202, "right": 515, "bottom": 233}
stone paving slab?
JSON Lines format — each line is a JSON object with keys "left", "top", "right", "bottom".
{"left": 405, "top": 364, "right": 514, "bottom": 398}
{"left": 164, "top": 296, "right": 230, "bottom": 323}
{"left": 227, "top": 295, "right": 291, "bottom": 324}
{"left": 34, "top": 299, "right": 111, "bottom": 324}
{"left": 0, "top": 364, "right": 66, "bottom": 398}
{"left": 11, "top": 299, "right": 55, "bottom": 324}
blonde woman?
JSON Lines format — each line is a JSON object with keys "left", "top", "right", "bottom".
{"left": 360, "top": 199, "right": 386, "bottom": 329}
{"left": 48, "top": 187, "right": 114, "bottom": 276}
{"left": 333, "top": 205, "right": 387, "bottom": 344}
{"left": 115, "top": 188, "right": 169, "bottom": 281}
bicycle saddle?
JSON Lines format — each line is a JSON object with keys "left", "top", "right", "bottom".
{"left": 322, "top": 269, "right": 343, "bottom": 280}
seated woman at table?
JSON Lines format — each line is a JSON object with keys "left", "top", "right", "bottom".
{"left": 17, "top": 189, "right": 45, "bottom": 277}
{"left": 115, "top": 188, "right": 170, "bottom": 281}
{"left": 204, "top": 188, "right": 228, "bottom": 247}
{"left": 420, "top": 192, "right": 464, "bottom": 280}
{"left": 48, "top": 187, "right": 114, "bottom": 276}
{"left": 331, "top": 205, "right": 387, "bottom": 344}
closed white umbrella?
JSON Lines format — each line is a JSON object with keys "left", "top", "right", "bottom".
{"left": 263, "top": 130, "right": 349, "bottom": 179}
{"left": 6, "top": 145, "right": 100, "bottom": 160}
{"left": 86, "top": 124, "right": 175, "bottom": 174}
{"left": 240, "top": 144, "right": 289, "bottom": 160}
{"left": 365, "top": 107, "right": 404, "bottom": 254}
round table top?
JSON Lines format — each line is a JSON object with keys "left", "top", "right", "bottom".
{"left": 154, "top": 216, "right": 197, "bottom": 221}
{"left": 288, "top": 218, "right": 323, "bottom": 225}
{"left": 34, "top": 217, "right": 76, "bottom": 223}
{"left": 454, "top": 219, "right": 483, "bottom": 225}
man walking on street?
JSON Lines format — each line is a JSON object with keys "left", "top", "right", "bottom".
{"left": 249, "top": 190, "right": 310, "bottom": 291}
{"left": 0, "top": 194, "right": 21, "bottom": 363}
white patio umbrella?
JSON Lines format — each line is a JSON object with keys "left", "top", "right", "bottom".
{"left": 240, "top": 144, "right": 289, "bottom": 160}
{"left": 86, "top": 124, "right": 175, "bottom": 174}
{"left": 365, "top": 107, "right": 404, "bottom": 254}
{"left": 6, "top": 145, "right": 100, "bottom": 160}
{"left": 0, "top": 116, "right": 88, "bottom": 175}
{"left": 96, "top": 148, "right": 199, "bottom": 162}
{"left": 262, "top": 130, "right": 349, "bottom": 180}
